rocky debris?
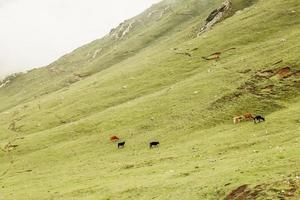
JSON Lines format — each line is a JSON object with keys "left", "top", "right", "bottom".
{"left": 255, "top": 69, "right": 274, "bottom": 78}
{"left": 224, "top": 184, "right": 248, "bottom": 200}
{"left": 4, "top": 144, "right": 18, "bottom": 152}
{"left": 110, "top": 19, "right": 137, "bottom": 40}
{"left": 0, "top": 80, "right": 11, "bottom": 89}
{"left": 0, "top": 73, "right": 23, "bottom": 89}
{"left": 109, "top": 4, "right": 173, "bottom": 40}
{"left": 1, "top": 141, "right": 19, "bottom": 153}
{"left": 198, "top": 0, "right": 232, "bottom": 36}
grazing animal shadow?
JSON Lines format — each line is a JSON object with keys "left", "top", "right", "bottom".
{"left": 150, "top": 141, "right": 160, "bottom": 149}
{"left": 254, "top": 116, "right": 265, "bottom": 123}
{"left": 118, "top": 141, "right": 125, "bottom": 149}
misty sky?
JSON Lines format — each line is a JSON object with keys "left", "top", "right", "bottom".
{"left": 0, "top": 0, "right": 160, "bottom": 77}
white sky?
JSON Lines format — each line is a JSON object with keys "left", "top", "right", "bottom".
{"left": 0, "top": 0, "right": 160, "bottom": 77}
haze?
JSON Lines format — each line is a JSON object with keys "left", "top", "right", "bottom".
{"left": 0, "top": 0, "right": 160, "bottom": 78}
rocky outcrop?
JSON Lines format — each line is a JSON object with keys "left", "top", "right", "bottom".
{"left": 0, "top": 80, "right": 11, "bottom": 89}
{"left": 109, "top": 5, "right": 171, "bottom": 40}
{"left": 198, "top": 0, "right": 232, "bottom": 36}
{"left": 110, "top": 20, "right": 137, "bottom": 40}
{"left": 0, "top": 73, "right": 23, "bottom": 89}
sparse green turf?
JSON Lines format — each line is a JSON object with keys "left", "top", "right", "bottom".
{"left": 0, "top": 0, "right": 299, "bottom": 199}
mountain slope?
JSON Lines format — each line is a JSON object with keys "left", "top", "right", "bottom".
{"left": 0, "top": 0, "right": 299, "bottom": 199}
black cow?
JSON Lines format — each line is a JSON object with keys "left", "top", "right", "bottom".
{"left": 150, "top": 141, "right": 160, "bottom": 149}
{"left": 254, "top": 115, "right": 265, "bottom": 123}
{"left": 118, "top": 141, "right": 125, "bottom": 149}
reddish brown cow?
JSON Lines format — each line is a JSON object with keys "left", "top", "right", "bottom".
{"left": 110, "top": 136, "right": 120, "bottom": 142}
{"left": 244, "top": 113, "right": 254, "bottom": 121}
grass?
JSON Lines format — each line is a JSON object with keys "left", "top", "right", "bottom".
{"left": 0, "top": 0, "right": 300, "bottom": 199}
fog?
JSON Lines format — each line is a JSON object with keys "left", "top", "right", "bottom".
{"left": 0, "top": 0, "right": 160, "bottom": 78}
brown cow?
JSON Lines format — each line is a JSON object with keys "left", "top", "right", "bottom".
{"left": 244, "top": 113, "right": 254, "bottom": 121}
{"left": 110, "top": 136, "right": 120, "bottom": 142}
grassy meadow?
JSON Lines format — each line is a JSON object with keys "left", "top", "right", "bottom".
{"left": 0, "top": 0, "right": 300, "bottom": 199}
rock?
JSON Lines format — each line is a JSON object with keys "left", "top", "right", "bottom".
{"left": 198, "top": 0, "right": 232, "bottom": 36}
{"left": 110, "top": 20, "right": 136, "bottom": 40}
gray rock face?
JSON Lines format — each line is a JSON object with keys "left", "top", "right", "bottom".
{"left": 198, "top": 0, "right": 232, "bottom": 36}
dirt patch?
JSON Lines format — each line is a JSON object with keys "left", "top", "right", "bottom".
{"left": 276, "top": 67, "right": 292, "bottom": 79}
{"left": 224, "top": 184, "right": 249, "bottom": 200}
{"left": 224, "top": 178, "right": 300, "bottom": 200}
{"left": 256, "top": 66, "right": 300, "bottom": 80}
{"left": 202, "top": 52, "right": 221, "bottom": 60}
{"left": 202, "top": 48, "right": 236, "bottom": 61}
{"left": 255, "top": 69, "right": 274, "bottom": 78}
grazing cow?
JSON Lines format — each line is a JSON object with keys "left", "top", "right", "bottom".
{"left": 244, "top": 113, "right": 254, "bottom": 121}
{"left": 254, "top": 116, "right": 265, "bottom": 123}
{"left": 150, "top": 141, "right": 160, "bottom": 149}
{"left": 110, "top": 136, "right": 120, "bottom": 142}
{"left": 233, "top": 116, "right": 244, "bottom": 124}
{"left": 118, "top": 141, "right": 126, "bottom": 149}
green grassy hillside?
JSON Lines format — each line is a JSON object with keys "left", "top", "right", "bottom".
{"left": 0, "top": 0, "right": 299, "bottom": 199}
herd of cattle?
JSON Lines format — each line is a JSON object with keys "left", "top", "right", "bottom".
{"left": 233, "top": 112, "right": 265, "bottom": 124}
{"left": 109, "top": 113, "right": 264, "bottom": 149}
{"left": 109, "top": 136, "right": 160, "bottom": 149}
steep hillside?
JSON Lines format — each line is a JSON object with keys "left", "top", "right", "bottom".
{"left": 0, "top": 0, "right": 223, "bottom": 112}
{"left": 0, "top": 0, "right": 299, "bottom": 199}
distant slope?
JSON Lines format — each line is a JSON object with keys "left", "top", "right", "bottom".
{"left": 0, "top": 0, "right": 299, "bottom": 199}
{"left": 0, "top": 0, "right": 224, "bottom": 112}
